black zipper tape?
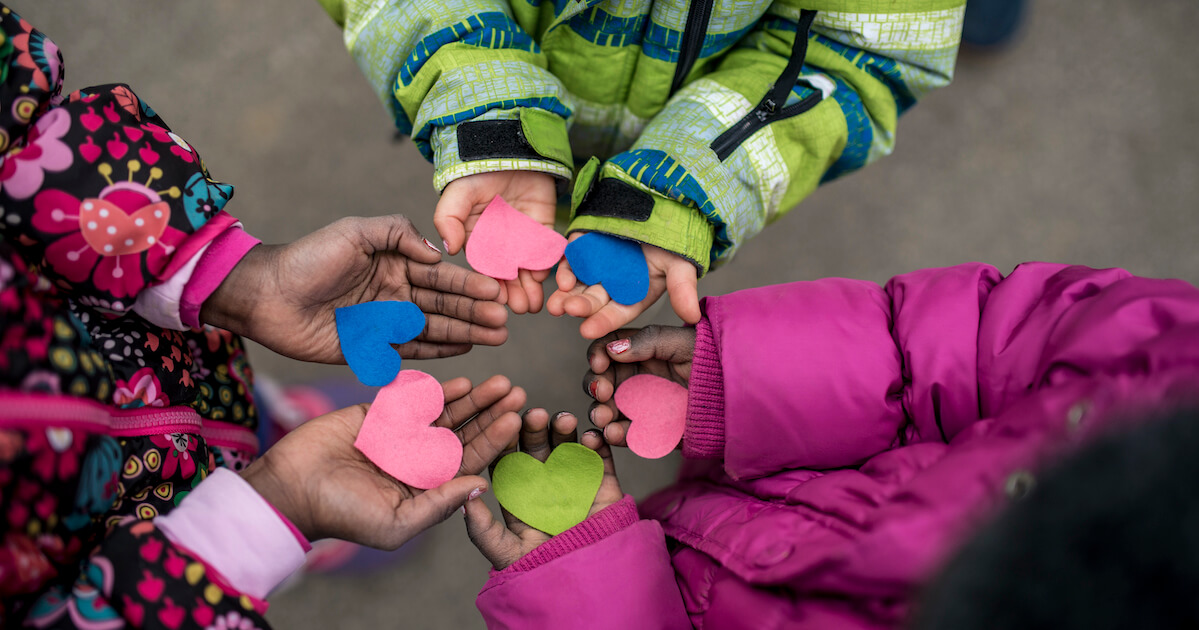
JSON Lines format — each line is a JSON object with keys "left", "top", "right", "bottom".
{"left": 709, "top": 9, "right": 821, "bottom": 161}
{"left": 671, "top": 0, "right": 715, "bottom": 95}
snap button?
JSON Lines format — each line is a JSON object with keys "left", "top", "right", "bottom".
{"left": 1067, "top": 401, "right": 1089, "bottom": 431}
{"left": 1005, "top": 470, "right": 1036, "bottom": 500}
{"left": 753, "top": 541, "right": 794, "bottom": 568}
{"left": 659, "top": 496, "right": 685, "bottom": 520}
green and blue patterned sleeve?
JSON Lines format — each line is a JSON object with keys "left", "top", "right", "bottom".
{"left": 318, "top": 0, "right": 575, "bottom": 191}
{"left": 568, "top": 0, "right": 965, "bottom": 275}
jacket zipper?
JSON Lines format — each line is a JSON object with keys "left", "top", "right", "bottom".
{"left": 671, "top": 0, "right": 715, "bottom": 95}
{"left": 709, "top": 9, "right": 820, "bottom": 161}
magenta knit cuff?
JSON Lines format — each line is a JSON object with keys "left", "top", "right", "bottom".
{"left": 180, "top": 228, "right": 261, "bottom": 328}
{"left": 683, "top": 315, "right": 726, "bottom": 459}
{"left": 494, "top": 495, "right": 639, "bottom": 576}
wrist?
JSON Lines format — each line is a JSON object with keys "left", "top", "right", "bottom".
{"left": 198, "top": 243, "right": 274, "bottom": 334}
{"left": 241, "top": 453, "right": 317, "bottom": 542}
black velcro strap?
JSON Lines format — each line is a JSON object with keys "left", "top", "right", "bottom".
{"left": 457, "top": 120, "right": 542, "bottom": 161}
{"left": 574, "top": 177, "right": 654, "bottom": 222}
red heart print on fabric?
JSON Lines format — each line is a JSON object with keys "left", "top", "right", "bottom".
{"left": 465, "top": 195, "right": 566, "bottom": 281}
{"left": 354, "top": 370, "right": 462, "bottom": 490}
{"left": 79, "top": 196, "right": 169, "bottom": 256}
{"left": 613, "top": 374, "right": 688, "bottom": 459}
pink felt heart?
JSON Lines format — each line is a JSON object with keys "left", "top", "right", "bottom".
{"left": 355, "top": 370, "right": 462, "bottom": 489}
{"left": 613, "top": 374, "right": 688, "bottom": 459}
{"left": 465, "top": 196, "right": 566, "bottom": 281}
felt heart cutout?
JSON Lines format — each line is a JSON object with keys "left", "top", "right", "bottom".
{"left": 492, "top": 442, "right": 602, "bottom": 536}
{"left": 614, "top": 374, "right": 687, "bottom": 459}
{"left": 335, "top": 301, "right": 426, "bottom": 387}
{"left": 354, "top": 370, "right": 462, "bottom": 489}
{"left": 465, "top": 195, "right": 566, "bottom": 281}
{"left": 564, "top": 232, "right": 649, "bottom": 305}
{"left": 79, "top": 197, "right": 170, "bottom": 256}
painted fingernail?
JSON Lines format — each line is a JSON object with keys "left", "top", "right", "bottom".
{"left": 460, "top": 505, "right": 466, "bottom": 516}
{"left": 554, "top": 410, "right": 572, "bottom": 420}
{"left": 586, "top": 380, "right": 599, "bottom": 398}
{"left": 423, "top": 238, "right": 441, "bottom": 253}
{"left": 607, "top": 339, "right": 631, "bottom": 354}
{"left": 468, "top": 487, "right": 486, "bottom": 501}
{"left": 442, "top": 239, "right": 450, "bottom": 253}
{"left": 589, "top": 407, "right": 598, "bottom": 423}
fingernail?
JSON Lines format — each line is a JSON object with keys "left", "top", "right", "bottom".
{"left": 442, "top": 239, "right": 450, "bottom": 253}
{"left": 468, "top": 487, "right": 486, "bottom": 501}
{"left": 423, "top": 238, "right": 441, "bottom": 253}
{"left": 589, "top": 407, "right": 597, "bottom": 423}
{"left": 460, "top": 505, "right": 466, "bottom": 516}
{"left": 607, "top": 339, "right": 631, "bottom": 355}
{"left": 586, "top": 381, "right": 598, "bottom": 398}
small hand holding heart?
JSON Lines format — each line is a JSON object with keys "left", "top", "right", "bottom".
{"left": 335, "top": 301, "right": 426, "bottom": 386}
{"left": 613, "top": 374, "right": 687, "bottom": 459}
{"left": 564, "top": 232, "right": 649, "bottom": 305}
{"left": 466, "top": 196, "right": 567, "bottom": 281}
{"left": 491, "top": 442, "right": 603, "bottom": 536}
{"left": 354, "top": 370, "right": 462, "bottom": 489}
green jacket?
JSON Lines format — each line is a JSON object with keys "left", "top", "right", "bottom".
{"left": 318, "top": 0, "right": 965, "bottom": 274}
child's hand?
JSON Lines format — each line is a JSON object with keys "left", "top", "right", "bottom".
{"left": 547, "top": 237, "right": 701, "bottom": 339}
{"left": 583, "top": 326, "right": 696, "bottom": 447}
{"left": 435, "top": 171, "right": 559, "bottom": 314}
{"left": 202, "top": 215, "right": 509, "bottom": 364}
{"left": 463, "top": 410, "right": 623, "bottom": 570}
{"left": 241, "top": 375, "right": 524, "bottom": 549}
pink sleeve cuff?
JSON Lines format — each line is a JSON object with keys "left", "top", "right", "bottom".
{"left": 492, "top": 495, "right": 639, "bottom": 576}
{"left": 684, "top": 309, "right": 726, "bottom": 459}
{"left": 180, "top": 227, "right": 261, "bottom": 328}
{"left": 154, "top": 467, "right": 306, "bottom": 600}
{"left": 267, "top": 501, "right": 313, "bottom": 553}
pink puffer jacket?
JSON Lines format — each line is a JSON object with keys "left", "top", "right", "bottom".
{"left": 477, "top": 262, "right": 1199, "bottom": 629}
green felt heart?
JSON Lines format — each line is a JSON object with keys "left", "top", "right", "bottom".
{"left": 491, "top": 443, "right": 603, "bottom": 536}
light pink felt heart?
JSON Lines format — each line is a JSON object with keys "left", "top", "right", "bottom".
{"left": 354, "top": 370, "right": 462, "bottom": 490}
{"left": 465, "top": 195, "right": 566, "bottom": 281}
{"left": 613, "top": 374, "right": 688, "bottom": 459}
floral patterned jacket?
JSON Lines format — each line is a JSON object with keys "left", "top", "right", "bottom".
{"left": 0, "top": 5, "right": 306, "bottom": 628}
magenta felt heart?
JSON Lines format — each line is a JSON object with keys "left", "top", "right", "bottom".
{"left": 355, "top": 370, "right": 461, "bottom": 489}
{"left": 613, "top": 374, "right": 688, "bottom": 459}
{"left": 465, "top": 196, "right": 566, "bottom": 280}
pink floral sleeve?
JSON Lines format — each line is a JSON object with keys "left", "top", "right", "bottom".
{"left": 0, "top": 5, "right": 241, "bottom": 317}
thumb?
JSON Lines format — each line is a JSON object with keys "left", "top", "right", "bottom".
{"left": 606, "top": 325, "right": 697, "bottom": 364}
{"left": 665, "top": 260, "right": 701, "bottom": 324}
{"left": 345, "top": 215, "right": 442, "bottom": 264}
{"left": 434, "top": 183, "right": 472, "bottom": 255}
{"left": 403, "top": 475, "right": 488, "bottom": 534}
{"left": 464, "top": 496, "right": 519, "bottom": 569}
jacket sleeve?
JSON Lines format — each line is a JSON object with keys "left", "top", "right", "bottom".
{"left": 684, "top": 262, "right": 1199, "bottom": 480}
{"left": 476, "top": 496, "right": 690, "bottom": 629}
{"left": 21, "top": 469, "right": 307, "bottom": 629}
{"left": 317, "top": 0, "right": 575, "bottom": 192}
{"left": 0, "top": 6, "right": 258, "bottom": 330}
{"left": 567, "top": 0, "right": 965, "bottom": 275}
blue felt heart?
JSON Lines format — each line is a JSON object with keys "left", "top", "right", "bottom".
{"left": 335, "top": 301, "right": 426, "bottom": 386}
{"left": 564, "top": 232, "right": 649, "bottom": 305}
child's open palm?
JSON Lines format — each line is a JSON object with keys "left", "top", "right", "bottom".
{"left": 241, "top": 376, "right": 524, "bottom": 549}
{"left": 582, "top": 326, "right": 696, "bottom": 446}
{"left": 463, "top": 409, "right": 623, "bottom": 570}
{"left": 201, "top": 214, "right": 509, "bottom": 364}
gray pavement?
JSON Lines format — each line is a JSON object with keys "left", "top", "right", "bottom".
{"left": 29, "top": 1, "right": 1199, "bottom": 627}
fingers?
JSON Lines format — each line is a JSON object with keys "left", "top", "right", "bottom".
{"left": 665, "top": 261, "right": 701, "bottom": 324}
{"left": 392, "top": 340, "right": 474, "bottom": 359}
{"left": 463, "top": 495, "right": 522, "bottom": 570}
{"left": 600, "top": 419, "right": 629, "bottom": 447}
{"left": 518, "top": 409, "right": 553, "bottom": 461}
{"left": 581, "top": 429, "right": 618, "bottom": 477}
{"left": 504, "top": 278, "right": 529, "bottom": 314}
{"left": 408, "top": 260, "right": 503, "bottom": 302}
{"left": 604, "top": 325, "right": 697, "bottom": 365}
{"left": 438, "top": 375, "right": 507, "bottom": 430}
{"left": 549, "top": 411, "right": 578, "bottom": 448}
{"left": 519, "top": 269, "right": 546, "bottom": 314}
{"left": 578, "top": 293, "right": 661, "bottom": 340}
{"left": 340, "top": 215, "right": 442, "bottom": 265}
{"left": 412, "top": 312, "right": 508, "bottom": 348}
{"left": 460, "top": 410, "right": 522, "bottom": 477}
